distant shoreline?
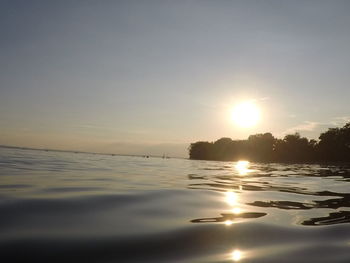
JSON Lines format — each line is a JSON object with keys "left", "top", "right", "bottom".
{"left": 0, "top": 145, "right": 185, "bottom": 160}
{"left": 2, "top": 143, "right": 349, "bottom": 165}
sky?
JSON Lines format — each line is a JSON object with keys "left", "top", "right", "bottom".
{"left": 1, "top": 0, "right": 350, "bottom": 157}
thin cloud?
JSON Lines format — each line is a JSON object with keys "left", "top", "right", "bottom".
{"left": 330, "top": 116, "right": 350, "bottom": 126}
{"left": 258, "top": 97, "right": 270, "bottom": 101}
{"left": 282, "top": 117, "right": 350, "bottom": 137}
{"left": 283, "top": 121, "right": 320, "bottom": 135}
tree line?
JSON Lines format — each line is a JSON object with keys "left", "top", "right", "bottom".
{"left": 188, "top": 122, "right": 350, "bottom": 163}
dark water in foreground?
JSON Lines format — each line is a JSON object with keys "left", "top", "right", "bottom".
{"left": 1, "top": 147, "right": 350, "bottom": 262}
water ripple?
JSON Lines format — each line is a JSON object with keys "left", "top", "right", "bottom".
{"left": 1, "top": 147, "right": 350, "bottom": 262}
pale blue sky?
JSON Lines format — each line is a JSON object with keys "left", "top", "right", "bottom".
{"left": 1, "top": 0, "right": 350, "bottom": 157}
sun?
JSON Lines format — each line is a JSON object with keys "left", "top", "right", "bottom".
{"left": 231, "top": 101, "right": 260, "bottom": 128}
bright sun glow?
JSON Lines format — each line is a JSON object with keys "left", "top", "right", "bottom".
{"left": 232, "top": 101, "right": 260, "bottom": 128}
{"left": 231, "top": 250, "right": 243, "bottom": 261}
{"left": 235, "top": 160, "right": 250, "bottom": 176}
{"left": 226, "top": 191, "right": 242, "bottom": 215}
{"left": 226, "top": 191, "right": 238, "bottom": 206}
{"left": 232, "top": 207, "right": 242, "bottom": 214}
{"left": 225, "top": 220, "right": 233, "bottom": 226}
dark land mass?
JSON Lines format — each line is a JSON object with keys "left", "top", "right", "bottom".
{"left": 189, "top": 122, "right": 350, "bottom": 163}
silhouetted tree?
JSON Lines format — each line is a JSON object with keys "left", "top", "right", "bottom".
{"left": 274, "top": 133, "right": 312, "bottom": 162}
{"left": 189, "top": 122, "right": 350, "bottom": 163}
{"left": 248, "top": 133, "right": 276, "bottom": 162}
{"left": 318, "top": 122, "right": 350, "bottom": 161}
{"left": 212, "top": 138, "right": 234, "bottom": 161}
{"left": 188, "top": 141, "right": 214, "bottom": 160}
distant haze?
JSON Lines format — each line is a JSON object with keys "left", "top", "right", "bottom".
{"left": 1, "top": 0, "right": 350, "bottom": 158}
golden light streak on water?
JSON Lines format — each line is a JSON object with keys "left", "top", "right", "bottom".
{"left": 224, "top": 220, "right": 233, "bottom": 226}
{"left": 231, "top": 249, "right": 243, "bottom": 261}
{"left": 226, "top": 191, "right": 238, "bottom": 206}
{"left": 232, "top": 207, "right": 242, "bottom": 214}
{"left": 235, "top": 161, "right": 250, "bottom": 175}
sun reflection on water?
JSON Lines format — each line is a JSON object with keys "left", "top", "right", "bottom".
{"left": 235, "top": 160, "right": 250, "bottom": 175}
{"left": 226, "top": 191, "right": 238, "bottom": 206}
{"left": 225, "top": 220, "right": 233, "bottom": 226}
{"left": 231, "top": 249, "right": 243, "bottom": 261}
{"left": 226, "top": 191, "right": 242, "bottom": 214}
{"left": 232, "top": 207, "right": 242, "bottom": 214}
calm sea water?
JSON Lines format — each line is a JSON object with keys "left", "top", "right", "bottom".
{"left": 0, "top": 146, "right": 350, "bottom": 262}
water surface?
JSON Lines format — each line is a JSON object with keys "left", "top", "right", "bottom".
{"left": 1, "top": 147, "right": 350, "bottom": 262}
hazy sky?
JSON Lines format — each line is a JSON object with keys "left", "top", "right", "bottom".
{"left": 1, "top": 0, "right": 350, "bottom": 157}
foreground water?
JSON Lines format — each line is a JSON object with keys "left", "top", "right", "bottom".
{"left": 0, "top": 147, "right": 350, "bottom": 262}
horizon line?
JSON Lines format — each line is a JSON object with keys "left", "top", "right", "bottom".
{"left": 0, "top": 144, "right": 186, "bottom": 160}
